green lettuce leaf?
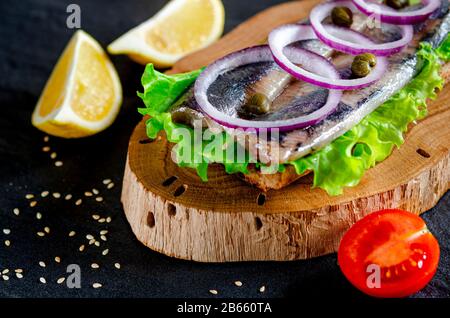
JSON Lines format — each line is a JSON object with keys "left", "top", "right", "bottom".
{"left": 138, "top": 37, "right": 449, "bottom": 195}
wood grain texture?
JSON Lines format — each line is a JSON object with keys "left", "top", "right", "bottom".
{"left": 121, "top": 0, "right": 450, "bottom": 262}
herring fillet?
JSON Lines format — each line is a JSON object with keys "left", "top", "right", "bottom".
{"left": 169, "top": 3, "right": 450, "bottom": 164}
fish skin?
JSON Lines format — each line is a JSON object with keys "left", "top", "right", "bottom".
{"left": 169, "top": 3, "right": 450, "bottom": 164}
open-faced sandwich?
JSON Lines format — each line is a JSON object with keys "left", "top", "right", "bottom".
{"left": 137, "top": 0, "right": 450, "bottom": 195}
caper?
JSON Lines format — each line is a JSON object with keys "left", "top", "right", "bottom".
{"left": 331, "top": 6, "right": 353, "bottom": 28}
{"left": 242, "top": 93, "right": 271, "bottom": 115}
{"left": 351, "top": 53, "right": 377, "bottom": 78}
{"left": 385, "top": 0, "right": 409, "bottom": 10}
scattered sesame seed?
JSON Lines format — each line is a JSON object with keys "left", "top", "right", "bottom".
{"left": 30, "top": 201, "right": 37, "bottom": 207}
{"left": 79, "top": 245, "right": 85, "bottom": 252}
{"left": 98, "top": 218, "right": 106, "bottom": 223}
{"left": 106, "top": 217, "right": 112, "bottom": 223}
{"left": 114, "top": 263, "right": 121, "bottom": 269}
{"left": 54, "top": 256, "right": 61, "bottom": 263}
{"left": 209, "top": 290, "right": 218, "bottom": 295}
{"left": 39, "top": 277, "right": 46, "bottom": 284}
{"left": 44, "top": 227, "right": 50, "bottom": 234}
{"left": 92, "top": 283, "right": 102, "bottom": 289}
{"left": 25, "top": 194, "right": 35, "bottom": 199}
{"left": 102, "top": 249, "right": 109, "bottom": 256}
{"left": 65, "top": 194, "right": 72, "bottom": 200}
{"left": 52, "top": 192, "right": 61, "bottom": 199}
{"left": 92, "top": 188, "right": 99, "bottom": 195}
{"left": 102, "top": 179, "right": 112, "bottom": 185}
{"left": 92, "top": 214, "right": 100, "bottom": 220}
{"left": 75, "top": 199, "right": 82, "bottom": 206}
{"left": 36, "top": 212, "right": 42, "bottom": 220}
{"left": 42, "top": 146, "right": 50, "bottom": 152}
{"left": 37, "top": 231, "right": 45, "bottom": 237}
{"left": 2, "top": 275, "right": 9, "bottom": 281}
{"left": 100, "top": 235, "right": 107, "bottom": 242}
{"left": 94, "top": 241, "right": 100, "bottom": 247}
{"left": 107, "top": 183, "right": 115, "bottom": 190}
{"left": 13, "top": 208, "right": 20, "bottom": 216}
{"left": 234, "top": 281, "right": 243, "bottom": 287}
{"left": 68, "top": 231, "right": 76, "bottom": 237}
{"left": 2, "top": 269, "right": 9, "bottom": 274}
{"left": 41, "top": 191, "right": 49, "bottom": 197}
{"left": 39, "top": 261, "right": 46, "bottom": 268}
{"left": 15, "top": 269, "right": 23, "bottom": 273}
{"left": 57, "top": 277, "right": 65, "bottom": 284}
{"left": 55, "top": 161, "right": 63, "bottom": 167}
{"left": 95, "top": 197, "right": 103, "bottom": 202}
{"left": 4, "top": 240, "right": 11, "bottom": 247}
{"left": 3, "top": 229, "right": 10, "bottom": 235}
{"left": 86, "top": 234, "right": 94, "bottom": 240}
{"left": 84, "top": 191, "right": 93, "bottom": 197}
{"left": 50, "top": 152, "right": 57, "bottom": 159}
{"left": 44, "top": 136, "right": 49, "bottom": 142}
{"left": 91, "top": 263, "right": 99, "bottom": 269}
{"left": 16, "top": 273, "right": 23, "bottom": 279}
{"left": 89, "top": 239, "right": 95, "bottom": 245}
{"left": 259, "top": 286, "right": 266, "bottom": 293}
{"left": 100, "top": 230, "right": 108, "bottom": 235}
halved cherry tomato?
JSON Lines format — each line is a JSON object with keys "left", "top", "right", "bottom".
{"left": 338, "top": 209, "right": 440, "bottom": 298}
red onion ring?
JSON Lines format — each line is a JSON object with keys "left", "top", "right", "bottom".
{"left": 352, "top": 0, "right": 442, "bottom": 25}
{"left": 194, "top": 45, "right": 342, "bottom": 131}
{"left": 268, "top": 24, "right": 388, "bottom": 90}
{"left": 310, "top": 0, "right": 414, "bottom": 56}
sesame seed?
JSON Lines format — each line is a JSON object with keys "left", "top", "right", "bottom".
{"left": 114, "top": 263, "right": 121, "bottom": 269}
{"left": 75, "top": 199, "right": 82, "bottom": 206}
{"left": 259, "top": 286, "right": 266, "bottom": 293}
{"left": 13, "top": 208, "right": 20, "bottom": 215}
{"left": 98, "top": 218, "right": 106, "bottom": 223}
{"left": 2, "top": 269, "right": 9, "bottom": 274}
{"left": 52, "top": 192, "right": 61, "bottom": 199}
{"left": 37, "top": 232, "right": 45, "bottom": 237}
{"left": 92, "top": 283, "right": 102, "bottom": 289}
{"left": 42, "top": 146, "right": 50, "bottom": 152}
{"left": 3, "top": 229, "right": 11, "bottom": 235}
{"left": 92, "top": 188, "right": 99, "bottom": 195}
{"left": 44, "top": 136, "right": 49, "bottom": 142}
{"left": 36, "top": 212, "right": 42, "bottom": 220}
{"left": 50, "top": 152, "right": 57, "bottom": 159}
{"left": 100, "top": 235, "right": 107, "bottom": 242}
{"left": 91, "top": 263, "right": 99, "bottom": 269}
{"left": 65, "top": 194, "right": 72, "bottom": 200}
{"left": 16, "top": 273, "right": 23, "bottom": 279}
{"left": 15, "top": 269, "right": 23, "bottom": 273}
{"left": 30, "top": 201, "right": 37, "bottom": 207}
{"left": 84, "top": 191, "right": 93, "bottom": 197}
{"left": 92, "top": 214, "right": 100, "bottom": 220}
{"left": 86, "top": 234, "right": 94, "bottom": 240}
{"left": 107, "top": 183, "right": 115, "bottom": 190}
{"left": 68, "top": 231, "right": 76, "bottom": 237}
{"left": 25, "top": 194, "right": 35, "bottom": 199}
{"left": 39, "top": 277, "right": 46, "bottom": 284}
{"left": 209, "top": 290, "right": 218, "bottom": 295}
{"left": 54, "top": 256, "right": 61, "bottom": 263}
{"left": 102, "top": 249, "right": 109, "bottom": 256}
{"left": 41, "top": 191, "right": 49, "bottom": 197}
{"left": 106, "top": 217, "right": 112, "bottom": 223}
{"left": 234, "top": 281, "right": 243, "bottom": 287}
{"left": 102, "top": 179, "right": 112, "bottom": 185}
{"left": 55, "top": 161, "right": 63, "bottom": 167}
{"left": 4, "top": 240, "right": 11, "bottom": 247}
{"left": 57, "top": 277, "right": 65, "bottom": 284}
{"left": 2, "top": 275, "right": 9, "bottom": 281}
{"left": 44, "top": 227, "right": 50, "bottom": 234}
{"left": 39, "top": 261, "right": 46, "bottom": 268}
{"left": 95, "top": 197, "right": 103, "bottom": 202}
{"left": 94, "top": 241, "right": 100, "bottom": 247}
{"left": 89, "top": 239, "right": 95, "bottom": 245}
{"left": 79, "top": 245, "right": 85, "bottom": 252}
{"left": 100, "top": 230, "right": 108, "bottom": 235}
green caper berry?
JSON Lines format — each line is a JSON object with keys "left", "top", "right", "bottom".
{"left": 355, "top": 53, "right": 377, "bottom": 67}
{"left": 351, "top": 60, "right": 372, "bottom": 78}
{"left": 385, "top": 0, "right": 409, "bottom": 10}
{"left": 331, "top": 6, "right": 353, "bottom": 28}
{"left": 243, "top": 93, "right": 271, "bottom": 115}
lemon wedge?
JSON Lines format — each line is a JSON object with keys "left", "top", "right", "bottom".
{"left": 32, "top": 30, "right": 122, "bottom": 138}
{"left": 107, "top": 0, "right": 225, "bottom": 68}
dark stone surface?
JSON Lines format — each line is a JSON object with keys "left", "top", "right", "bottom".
{"left": 0, "top": 0, "right": 448, "bottom": 298}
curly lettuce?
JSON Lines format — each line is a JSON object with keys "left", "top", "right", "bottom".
{"left": 138, "top": 38, "right": 449, "bottom": 195}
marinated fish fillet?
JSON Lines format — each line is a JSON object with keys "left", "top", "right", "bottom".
{"left": 169, "top": 4, "right": 450, "bottom": 164}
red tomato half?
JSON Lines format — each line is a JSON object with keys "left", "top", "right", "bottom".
{"left": 338, "top": 209, "right": 440, "bottom": 298}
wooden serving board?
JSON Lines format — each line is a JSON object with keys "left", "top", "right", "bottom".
{"left": 121, "top": 0, "right": 450, "bottom": 262}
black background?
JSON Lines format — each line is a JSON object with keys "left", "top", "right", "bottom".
{"left": 0, "top": 0, "right": 448, "bottom": 298}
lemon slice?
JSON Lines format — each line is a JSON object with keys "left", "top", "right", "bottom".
{"left": 107, "top": 0, "right": 225, "bottom": 68}
{"left": 32, "top": 30, "right": 122, "bottom": 138}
